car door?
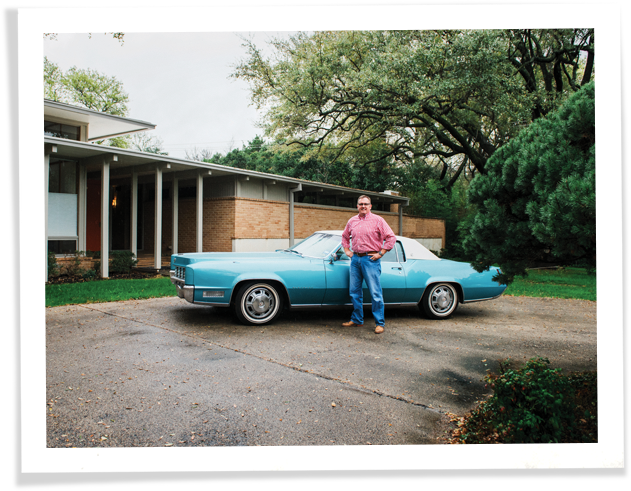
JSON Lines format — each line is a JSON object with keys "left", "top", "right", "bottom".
{"left": 322, "top": 249, "right": 352, "bottom": 305}
{"left": 376, "top": 241, "right": 406, "bottom": 303}
{"left": 322, "top": 241, "right": 407, "bottom": 305}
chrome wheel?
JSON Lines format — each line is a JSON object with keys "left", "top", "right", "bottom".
{"left": 421, "top": 283, "right": 458, "bottom": 319}
{"left": 235, "top": 282, "right": 282, "bottom": 325}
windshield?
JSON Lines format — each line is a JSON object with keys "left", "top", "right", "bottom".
{"left": 289, "top": 233, "right": 341, "bottom": 258}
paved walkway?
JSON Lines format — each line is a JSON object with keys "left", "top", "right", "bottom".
{"left": 46, "top": 295, "right": 597, "bottom": 449}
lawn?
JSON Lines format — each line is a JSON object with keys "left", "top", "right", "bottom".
{"left": 504, "top": 267, "right": 596, "bottom": 302}
{"left": 46, "top": 267, "right": 596, "bottom": 307}
{"left": 45, "top": 276, "right": 177, "bottom": 308}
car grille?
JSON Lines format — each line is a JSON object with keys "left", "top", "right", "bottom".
{"left": 173, "top": 266, "right": 186, "bottom": 282}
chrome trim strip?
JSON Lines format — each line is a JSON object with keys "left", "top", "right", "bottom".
{"left": 461, "top": 293, "right": 504, "bottom": 304}
{"left": 289, "top": 304, "right": 346, "bottom": 310}
{"left": 289, "top": 302, "right": 418, "bottom": 310}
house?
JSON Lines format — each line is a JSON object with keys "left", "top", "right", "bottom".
{"left": 44, "top": 99, "right": 446, "bottom": 280}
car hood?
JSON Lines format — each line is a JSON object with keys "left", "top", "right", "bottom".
{"left": 171, "top": 251, "right": 309, "bottom": 266}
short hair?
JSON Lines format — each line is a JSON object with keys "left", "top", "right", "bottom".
{"left": 357, "top": 195, "right": 371, "bottom": 204}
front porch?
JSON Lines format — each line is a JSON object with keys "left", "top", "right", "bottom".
{"left": 135, "top": 252, "right": 171, "bottom": 271}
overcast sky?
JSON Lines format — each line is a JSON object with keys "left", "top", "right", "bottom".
{"left": 18, "top": 3, "right": 624, "bottom": 472}
{"left": 44, "top": 31, "right": 288, "bottom": 158}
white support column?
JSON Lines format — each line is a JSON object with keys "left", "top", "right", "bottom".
{"left": 196, "top": 171, "right": 204, "bottom": 252}
{"left": 77, "top": 164, "right": 87, "bottom": 252}
{"left": 101, "top": 158, "right": 111, "bottom": 278}
{"left": 44, "top": 153, "right": 50, "bottom": 281}
{"left": 155, "top": 166, "right": 163, "bottom": 270}
{"left": 172, "top": 177, "right": 179, "bottom": 255}
{"left": 44, "top": 144, "right": 58, "bottom": 281}
{"left": 288, "top": 184, "right": 302, "bottom": 247}
{"left": 131, "top": 170, "right": 138, "bottom": 257}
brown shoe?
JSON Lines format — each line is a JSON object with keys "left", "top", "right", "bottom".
{"left": 374, "top": 325, "right": 385, "bottom": 334}
{"left": 342, "top": 321, "right": 363, "bottom": 327}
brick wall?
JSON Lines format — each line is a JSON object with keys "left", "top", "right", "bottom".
{"left": 294, "top": 203, "right": 445, "bottom": 246}
{"left": 142, "top": 197, "right": 446, "bottom": 254}
{"left": 294, "top": 205, "right": 356, "bottom": 237}
{"left": 408, "top": 217, "right": 446, "bottom": 246}
{"left": 143, "top": 197, "right": 236, "bottom": 254}
{"left": 175, "top": 198, "right": 236, "bottom": 253}
{"left": 54, "top": 256, "right": 96, "bottom": 275}
{"left": 234, "top": 198, "right": 289, "bottom": 239}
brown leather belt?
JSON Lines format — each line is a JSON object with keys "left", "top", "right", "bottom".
{"left": 356, "top": 251, "right": 378, "bottom": 257}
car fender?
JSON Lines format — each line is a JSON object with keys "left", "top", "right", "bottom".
{"left": 420, "top": 277, "right": 463, "bottom": 303}
{"left": 229, "top": 273, "right": 289, "bottom": 305}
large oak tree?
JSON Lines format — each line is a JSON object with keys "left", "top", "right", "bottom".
{"left": 233, "top": 29, "right": 594, "bottom": 185}
{"left": 44, "top": 57, "right": 130, "bottom": 147}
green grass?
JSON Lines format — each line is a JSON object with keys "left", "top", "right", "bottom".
{"left": 505, "top": 267, "right": 596, "bottom": 301}
{"left": 46, "top": 276, "right": 178, "bottom": 307}
{"left": 46, "top": 267, "right": 596, "bottom": 307}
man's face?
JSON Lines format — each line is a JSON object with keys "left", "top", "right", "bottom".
{"left": 357, "top": 199, "right": 372, "bottom": 217}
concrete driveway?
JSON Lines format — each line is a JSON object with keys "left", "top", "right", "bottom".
{"left": 46, "top": 295, "right": 597, "bottom": 447}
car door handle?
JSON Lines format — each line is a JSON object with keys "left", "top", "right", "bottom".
{"left": 391, "top": 267, "right": 402, "bottom": 270}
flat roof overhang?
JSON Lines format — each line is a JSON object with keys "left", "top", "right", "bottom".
{"left": 44, "top": 99, "right": 156, "bottom": 141}
{"left": 44, "top": 136, "right": 410, "bottom": 206}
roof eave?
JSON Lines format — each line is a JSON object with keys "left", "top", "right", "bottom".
{"left": 43, "top": 136, "right": 410, "bottom": 204}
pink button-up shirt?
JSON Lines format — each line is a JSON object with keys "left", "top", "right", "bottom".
{"left": 341, "top": 212, "right": 396, "bottom": 253}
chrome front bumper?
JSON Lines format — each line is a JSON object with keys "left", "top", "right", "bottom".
{"left": 170, "top": 271, "right": 194, "bottom": 303}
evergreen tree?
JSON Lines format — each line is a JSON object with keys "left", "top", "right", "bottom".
{"left": 462, "top": 82, "right": 595, "bottom": 284}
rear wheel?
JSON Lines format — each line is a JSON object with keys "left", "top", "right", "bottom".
{"left": 234, "top": 282, "right": 283, "bottom": 325}
{"left": 420, "top": 283, "right": 458, "bottom": 319}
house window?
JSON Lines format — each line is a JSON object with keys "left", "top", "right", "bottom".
{"left": 48, "top": 240, "right": 77, "bottom": 255}
{"left": 48, "top": 159, "right": 78, "bottom": 255}
{"left": 44, "top": 120, "right": 80, "bottom": 141}
{"left": 49, "top": 160, "right": 77, "bottom": 194}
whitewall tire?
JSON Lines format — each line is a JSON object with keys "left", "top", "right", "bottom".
{"left": 235, "top": 282, "right": 283, "bottom": 325}
{"left": 420, "top": 283, "right": 458, "bottom": 319}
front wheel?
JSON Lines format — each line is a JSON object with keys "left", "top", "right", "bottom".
{"left": 420, "top": 283, "right": 458, "bottom": 319}
{"left": 234, "top": 282, "right": 283, "bottom": 325}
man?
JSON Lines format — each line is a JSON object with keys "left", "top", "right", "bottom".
{"left": 341, "top": 195, "right": 396, "bottom": 334}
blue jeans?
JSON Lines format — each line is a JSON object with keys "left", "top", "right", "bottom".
{"left": 349, "top": 255, "right": 385, "bottom": 327}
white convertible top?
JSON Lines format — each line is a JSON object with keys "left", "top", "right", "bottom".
{"left": 317, "top": 230, "right": 440, "bottom": 261}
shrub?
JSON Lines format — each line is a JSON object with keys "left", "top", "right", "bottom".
{"left": 47, "top": 252, "right": 60, "bottom": 279}
{"left": 81, "top": 269, "right": 99, "bottom": 281}
{"left": 453, "top": 357, "right": 597, "bottom": 444}
{"left": 63, "top": 251, "right": 86, "bottom": 277}
{"left": 109, "top": 250, "right": 139, "bottom": 274}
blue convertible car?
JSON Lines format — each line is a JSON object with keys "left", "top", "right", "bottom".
{"left": 170, "top": 231, "right": 506, "bottom": 325}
